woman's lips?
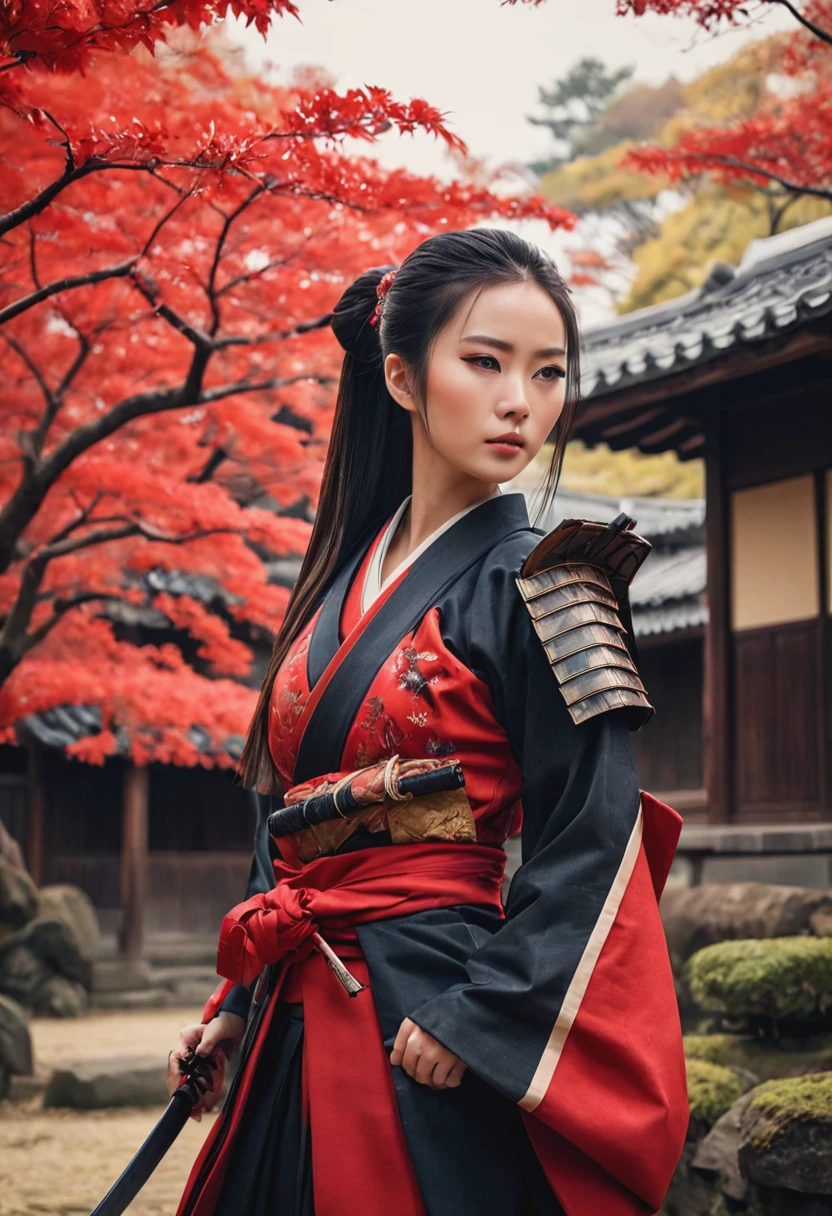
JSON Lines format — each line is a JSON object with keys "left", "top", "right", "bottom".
{"left": 486, "top": 438, "right": 524, "bottom": 455}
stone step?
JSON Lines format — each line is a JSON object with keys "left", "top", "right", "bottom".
{"left": 44, "top": 1056, "right": 169, "bottom": 1109}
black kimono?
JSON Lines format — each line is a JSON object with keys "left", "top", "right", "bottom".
{"left": 177, "top": 491, "right": 687, "bottom": 1216}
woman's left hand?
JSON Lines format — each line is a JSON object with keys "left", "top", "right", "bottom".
{"left": 390, "top": 1017, "right": 468, "bottom": 1090}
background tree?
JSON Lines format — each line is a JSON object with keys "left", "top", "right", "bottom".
{"left": 0, "top": 16, "right": 573, "bottom": 768}
{"left": 618, "top": 0, "right": 832, "bottom": 224}
{"left": 527, "top": 56, "right": 635, "bottom": 175}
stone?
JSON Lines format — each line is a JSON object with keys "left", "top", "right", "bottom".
{"left": 739, "top": 1073, "right": 832, "bottom": 1195}
{"left": 661, "top": 883, "right": 832, "bottom": 973}
{"left": 8, "top": 1073, "right": 45, "bottom": 1101}
{"left": 810, "top": 909, "right": 832, "bottom": 937}
{"left": 0, "top": 819, "right": 25, "bottom": 871}
{"left": 91, "top": 957, "right": 153, "bottom": 993}
{"left": 43, "top": 1056, "right": 170, "bottom": 1109}
{"left": 685, "top": 938, "right": 832, "bottom": 1034}
{"left": 691, "top": 1091, "right": 754, "bottom": 1202}
{"left": 0, "top": 858, "right": 38, "bottom": 931}
{"left": 90, "top": 986, "right": 172, "bottom": 1011}
{"left": 0, "top": 942, "right": 53, "bottom": 1007}
{"left": 686, "top": 1058, "right": 746, "bottom": 1132}
{"left": 33, "top": 974, "right": 89, "bottom": 1018}
{"left": 3, "top": 915, "right": 88, "bottom": 984}
{"left": 37, "top": 885, "right": 100, "bottom": 971}
{"left": 0, "top": 993, "right": 33, "bottom": 1075}
{"left": 660, "top": 1140, "right": 719, "bottom": 1216}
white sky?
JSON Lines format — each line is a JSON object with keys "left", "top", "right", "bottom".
{"left": 224, "top": 0, "right": 792, "bottom": 323}
{"left": 226, "top": 0, "right": 790, "bottom": 176}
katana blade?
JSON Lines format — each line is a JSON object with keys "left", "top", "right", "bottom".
{"left": 89, "top": 1055, "right": 215, "bottom": 1216}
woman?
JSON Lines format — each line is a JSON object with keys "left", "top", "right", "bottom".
{"left": 170, "top": 228, "right": 687, "bottom": 1216}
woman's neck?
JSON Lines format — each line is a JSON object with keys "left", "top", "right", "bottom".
{"left": 380, "top": 478, "right": 500, "bottom": 586}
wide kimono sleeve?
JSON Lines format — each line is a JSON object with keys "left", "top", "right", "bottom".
{"left": 410, "top": 537, "right": 688, "bottom": 1216}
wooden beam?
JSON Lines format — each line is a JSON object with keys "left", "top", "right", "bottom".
{"left": 816, "top": 469, "right": 831, "bottom": 815}
{"left": 636, "top": 419, "right": 703, "bottom": 454}
{"left": 119, "top": 763, "right": 149, "bottom": 960}
{"left": 26, "top": 747, "right": 44, "bottom": 886}
{"left": 702, "top": 404, "right": 733, "bottom": 825}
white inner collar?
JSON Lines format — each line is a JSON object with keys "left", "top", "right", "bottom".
{"left": 360, "top": 486, "right": 505, "bottom": 616}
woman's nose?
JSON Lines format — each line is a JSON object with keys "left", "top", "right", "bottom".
{"left": 497, "top": 392, "right": 530, "bottom": 423}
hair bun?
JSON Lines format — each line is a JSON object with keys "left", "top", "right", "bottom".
{"left": 331, "top": 265, "right": 397, "bottom": 363}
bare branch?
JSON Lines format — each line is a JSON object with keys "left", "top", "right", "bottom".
{"left": 1, "top": 333, "right": 54, "bottom": 413}
{"left": 130, "top": 269, "right": 212, "bottom": 349}
{"left": 216, "top": 256, "right": 289, "bottom": 298}
{"left": 188, "top": 447, "right": 228, "bottom": 484}
{"left": 665, "top": 151, "right": 832, "bottom": 203}
{"left": 775, "top": 0, "right": 832, "bottom": 45}
{"left": 207, "top": 186, "right": 265, "bottom": 335}
{"left": 197, "top": 372, "right": 335, "bottom": 404}
{"left": 215, "top": 312, "right": 333, "bottom": 348}
{"left": 0, "top": 257, "right": 137, "bottom": 326}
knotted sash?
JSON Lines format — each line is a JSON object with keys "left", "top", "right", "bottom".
{"left": 177, "top": 842, "right": 506, "bottom": 1216}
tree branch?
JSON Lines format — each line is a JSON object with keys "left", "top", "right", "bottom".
{"left": 215, "top": 312, "right": 334, "bottom": 348}
{"left": 0, "top": 257, "right": 137, "bottom": 326}
{"left": 664, "top": 151, "right": 832, "bottom": 203}
{"left": 130, "top": 269, "right": 213, "bottom": 349}
{"left": 207, "top": 186, "right": 265, "bottom": 335}
{"left": 775, "top": 0, "right": 832, "bottom": 45}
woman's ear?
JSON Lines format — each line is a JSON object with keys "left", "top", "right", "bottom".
{"left": 384, "top": 352, "right": 417, "bottom": 414}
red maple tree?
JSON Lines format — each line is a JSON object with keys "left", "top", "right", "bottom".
{"left": 615, "top": 0, "right": 832, "bottom": 206}
{"left": 0, "top": 19, "right": 574, "bottom": 768}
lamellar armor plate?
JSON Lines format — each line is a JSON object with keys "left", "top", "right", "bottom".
{"left": 515, "top": 513, "right": 654, "bottom": 730}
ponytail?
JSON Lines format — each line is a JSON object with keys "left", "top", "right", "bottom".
{"left": 238, "top": 267, "right": 411, "bottom": 793}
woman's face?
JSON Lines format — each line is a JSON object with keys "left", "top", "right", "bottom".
{"left": 386, "top": 278, "right": 569, "bottom": 486}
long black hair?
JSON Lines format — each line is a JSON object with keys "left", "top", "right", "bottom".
{"left": 240, "top": 227, "right": 582, "bottom": 792}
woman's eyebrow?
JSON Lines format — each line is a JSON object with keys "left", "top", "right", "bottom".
{"left": 461, "top": 334, "right": 566, "bottom": 358}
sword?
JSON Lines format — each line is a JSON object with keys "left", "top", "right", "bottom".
{"left": 88, "top": 1050, "right": 219, "bottom": 1216}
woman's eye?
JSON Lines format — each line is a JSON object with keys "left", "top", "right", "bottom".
{"left": 464, "top": 355, "right": 501, "bottom": 372}
{"left": 534, "top": 365, "right": 566, "bottom": 381}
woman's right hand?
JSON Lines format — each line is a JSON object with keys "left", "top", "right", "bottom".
{"left": 166, "top": 1011, "right": 247, "bottom": 1120}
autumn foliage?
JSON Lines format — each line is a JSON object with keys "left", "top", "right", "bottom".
{"left": 617, "top": 0, "right": 832, "bottom": 203}
{"left": 0, "top": 10, "right": 573, "bottom": 768}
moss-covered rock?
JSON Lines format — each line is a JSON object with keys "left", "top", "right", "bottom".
{"left": 661, "top": 882, "right": 832, "bottom": 975}
{"left": 687, "top": 1058, "right": 745, "bottom": 1128}
{"left": 683, "top": 1033, "right": 832, "bottom": 1082}
{"left": 738, "top": 1074, "right": 832, "bottom": 1195}
{"left": 685, "top": 938, "right": 832, "bottom": 1033}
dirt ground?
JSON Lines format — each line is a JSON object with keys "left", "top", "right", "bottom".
{"left": 0, "top": 1008, "right": 216, "bottom": 1216}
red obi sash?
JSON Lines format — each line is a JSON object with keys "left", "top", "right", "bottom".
{"left": 178, "top": 843, "right": 505, "bottom": 1216}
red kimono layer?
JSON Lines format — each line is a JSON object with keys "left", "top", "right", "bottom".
{"left": 178, "top": 490, "right": 687, "bottom": 1216}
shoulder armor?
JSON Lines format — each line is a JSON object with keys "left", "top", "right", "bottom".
{"left": 515, "top": 513, "right": 654, "bottom": 730}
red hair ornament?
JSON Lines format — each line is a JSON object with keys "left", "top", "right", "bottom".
{"left": 368, "top": 269, "right": 398, "bottom": 327}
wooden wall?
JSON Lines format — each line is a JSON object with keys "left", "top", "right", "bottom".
{"left": 33, "top": 751, "right": 256, "bottom": 935}
{"left": 632, "top": 636, "right": 704, "bottom": 803}
{"left": 734, "top": 619, "right": 824, "bottom": 821}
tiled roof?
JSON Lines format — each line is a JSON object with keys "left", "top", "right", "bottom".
{"left": 17, "top": 705, "right": 244, "bottom": 760}
{"left": 537, "top": 488, "right": 704, "bottom": 542}
{"left": 580, "top": 216, "right": 832, "bottom": 401}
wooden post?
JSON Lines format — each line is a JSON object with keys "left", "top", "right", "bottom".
{"left": 119, "top": 764, "right": 149, "bottom": 959}
{"left": 703, "top": 404, "right": 733, "bottom": 824}
{"left": 26, "top": 747, "right": 45, "bottom": 886}
{"left": 816, "top": 469, "right": 831, "bottom": 815}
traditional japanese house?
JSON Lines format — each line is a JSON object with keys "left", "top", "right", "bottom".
{"left": 575, "top": 214, "right": 832, "bottom": 885}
